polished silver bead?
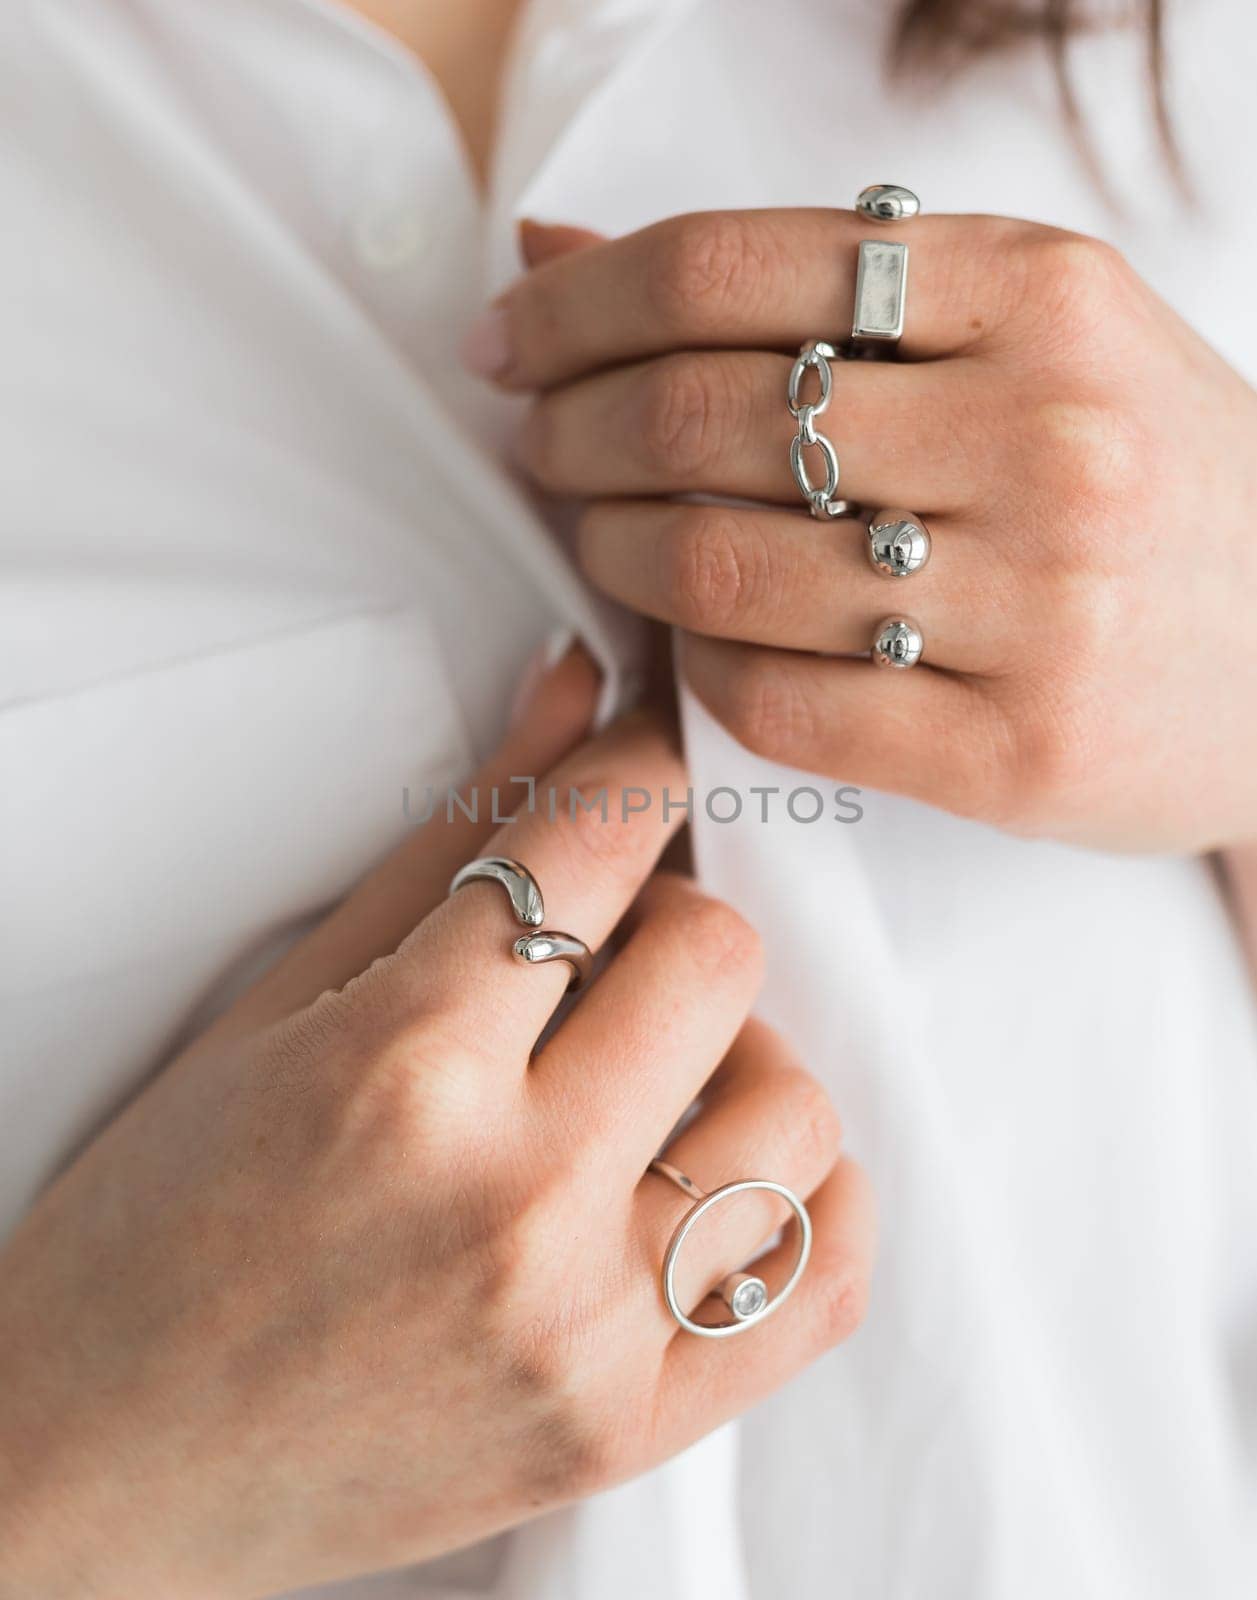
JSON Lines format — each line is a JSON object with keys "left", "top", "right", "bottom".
{"left": 855, "top": 184, "right": 921, "bottom": 223}
{"left": 512, "top": 930, "right": 593, "bottom": 991}
{"left": 872, "top": 617, "right": 924, "bottom": 669}
{"left": 867, "top": 508, "right": 932, "bottom": 577}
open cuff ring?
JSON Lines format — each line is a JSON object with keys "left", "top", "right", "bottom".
{"left": 851, "top": 184, "right": 917, "bottom": 351}
{"left": 648, "top": 1158, "right": 812, "bottom": 1339}
{"left": 867, "top": 508, "right": 931, "bottom": 578}
{"left": 449, "top": 856, "right": 593, "bottom": 990}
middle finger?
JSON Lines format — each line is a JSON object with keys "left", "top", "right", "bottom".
{"left": 518, "top": 349, "right": 989, "bottom": 514}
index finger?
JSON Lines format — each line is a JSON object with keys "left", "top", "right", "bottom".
{"left": 397, "top": 708, "right": 689, "bottom": 1064}
{"left": 486, "top": 208, "right": 1031, "bottom": 390}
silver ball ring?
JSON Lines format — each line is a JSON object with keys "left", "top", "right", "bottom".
{"left": 872, "top": 617, "right": 925, "bottom": 670}
{"left": 867, "top": 508, "right": 932, "bottom": 578}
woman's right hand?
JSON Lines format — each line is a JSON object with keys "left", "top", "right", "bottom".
{"left": 0, "top": 646, "right": 874, "bottom": 1600}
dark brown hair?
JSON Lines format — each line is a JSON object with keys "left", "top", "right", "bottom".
{"left": 891, "top": 1, "right": 1183, "bottom": 192}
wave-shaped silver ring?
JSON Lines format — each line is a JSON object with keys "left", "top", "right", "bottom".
{"left": 449, "top": 856, "right": 592, "bottom": 990}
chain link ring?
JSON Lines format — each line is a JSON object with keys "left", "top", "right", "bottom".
{"left": 787, "top": 340, "right": 851, "bottom": 520}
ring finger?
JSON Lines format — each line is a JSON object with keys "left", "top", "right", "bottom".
{"left": 634, "top": 1018, "right": 843, "bottom": 1332}
{"left": 518, "top": 349, "right": 989, "bottom": 514}
{"left": 579, "top": 498, "right": 1022, "bottom": 675}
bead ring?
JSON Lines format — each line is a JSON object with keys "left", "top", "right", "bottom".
{"left": 867, "top": 508, "right": 932, "bottom": 578}
{"left": 872, "top": 616, "right": 925, "bottom": 669}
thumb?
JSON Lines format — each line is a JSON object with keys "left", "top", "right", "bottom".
{"left": 518, "top": 218, "right": 606, "bottom": 268}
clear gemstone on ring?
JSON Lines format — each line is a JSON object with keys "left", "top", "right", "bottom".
{"left": 730, "top": 1277, "right": 769, "bottom": 1319}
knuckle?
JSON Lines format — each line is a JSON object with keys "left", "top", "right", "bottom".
{"left": 640, "top": 355, "right": 723, "bottom": 481}
{"left": 811, "top": 1258, "right": 871, "bottom": 1350}
{"left": 780, "top": 1067, "right": 843, "bottom": 1166}
{"left": 993, "top": 677, "right": 1105, "bottom": 834}
{"left": 1029, "top": 393, "right": 1148, "bottom": 527}
{"left": 1020, "top": 231, "right": 1132, "bottom": 354}
{"left": 270, "top": 960, "right": 491, "bottom": 1159}
{"left": 720, "top": 652, "right": 819, "bottom": 765}
{"left": 948, "top": 217, "right": 1042, "bottom": 337}
{"left": 556, "top": 771, "right": 650, "bottom": 870}
{"left": 479, "top": 1216, "right": 570, "bottom": 1376}
{"left": 672, "top": 892, "right": 764, "bottom": 980}
{"left": 1050, "top": 571, "right": 1123, "bottom": 672}
{"left": 666, "top": 509, "right": 763, "bottom": 631}
{"left": 362, "top": 1022, "right": 491, "bottom": 1136}
{"left": 929, "top": 694, "right": 1032, "bottom": 832}
{"left": 329, "top": 1036, "right": 488, "bottom": 1173}
{"left": 650, "top": 212, "right": 759, "bottom": 332}
{"left": 1034, "top": 230, "right": 1128, "bottom": 301}
{"left": 261, "top": 983, "right": 361, "bottom": 1082}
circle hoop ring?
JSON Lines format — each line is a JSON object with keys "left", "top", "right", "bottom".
{"left": 659, "top": 1178, "right": 813, "bottom": 1339}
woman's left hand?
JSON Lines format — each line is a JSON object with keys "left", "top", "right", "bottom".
{"left": 468, "top": 208, "right": 1257, "bottom": 853}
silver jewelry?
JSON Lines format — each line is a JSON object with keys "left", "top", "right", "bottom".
{"left": 872, "top": 617, "right": 925, "bottom": 670}
{"left": 855, "top": 184, "right": 921, "bottom": 223}
{"left": 787, "top": 339, "right": 852, "bottom": 520}
{"left": 449, "top": 856, "right": 592, "bottom": 990}
{"left": 648, "top": 1158, "right": 812, "bottom": 1339}
{"left": 867, "top": 508, "right": 932, "bottom": 578}
{"left": 788, "top": 188, "right": 920, "bottom": 518}
{"left": 851, "top": 184, "right": 919, "bottom": 352}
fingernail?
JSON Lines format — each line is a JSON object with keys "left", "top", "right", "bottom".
{"left": 518, "top": 217, "right": 554, "bottom": 267}
{"left": 460, "top": 305, "right": 512, "bottom": 380}
{"left": 518, "top": 217, "right": 571, "bottom": 267}
{"left": 509, "top": 626, "right": 577, "bottom": 729}
{"left": 517, "top": 217, "right": 605, "bottom": 268}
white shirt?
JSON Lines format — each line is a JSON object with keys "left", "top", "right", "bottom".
{"left": 3, "top": 2, "right": 1257, "bottom": 1597}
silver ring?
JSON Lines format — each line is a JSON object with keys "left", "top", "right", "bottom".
{"left": 449, "top": 856, "right": 592, "bottom": 990}
{"left": 787, "top": 339, "right": 854, "bottom": 521}
{"left": 850, "top": 184, "right": 919, "bottom": 352}
{"left": 855, "top": 184, "right": 921, "bottom": 223}
{"left": 867, "top": 508, "right": 932, "bottom": 578}
{"left": 872, "top": 616, "right": 924, "bottom": 670}
{"left": 648, "top": 1158, "right": 812, "bottom": 1339}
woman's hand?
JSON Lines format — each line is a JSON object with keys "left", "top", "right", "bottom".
{"left": 476, "top": 209, "right": 1257, "bottom": 852}
{"left": 0, "top": 647, "right": 872, "bottom": 1600}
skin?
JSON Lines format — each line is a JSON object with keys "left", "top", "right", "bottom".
{"left": 0, "top": 648, "right": 873, "bottom": 1598}
{"left": 466, "top": 208, "right": 1257, "bottom": 871}
{"left": 345, "top": 0, "right": 523, "bottom": 185}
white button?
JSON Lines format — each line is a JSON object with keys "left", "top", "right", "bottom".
{"left": 352, "top": 206, "right": 427, "bottom": 270}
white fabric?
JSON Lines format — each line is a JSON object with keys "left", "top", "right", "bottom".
{"left": 2, "top": 2, "right": 1256, "bottom": 1597}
